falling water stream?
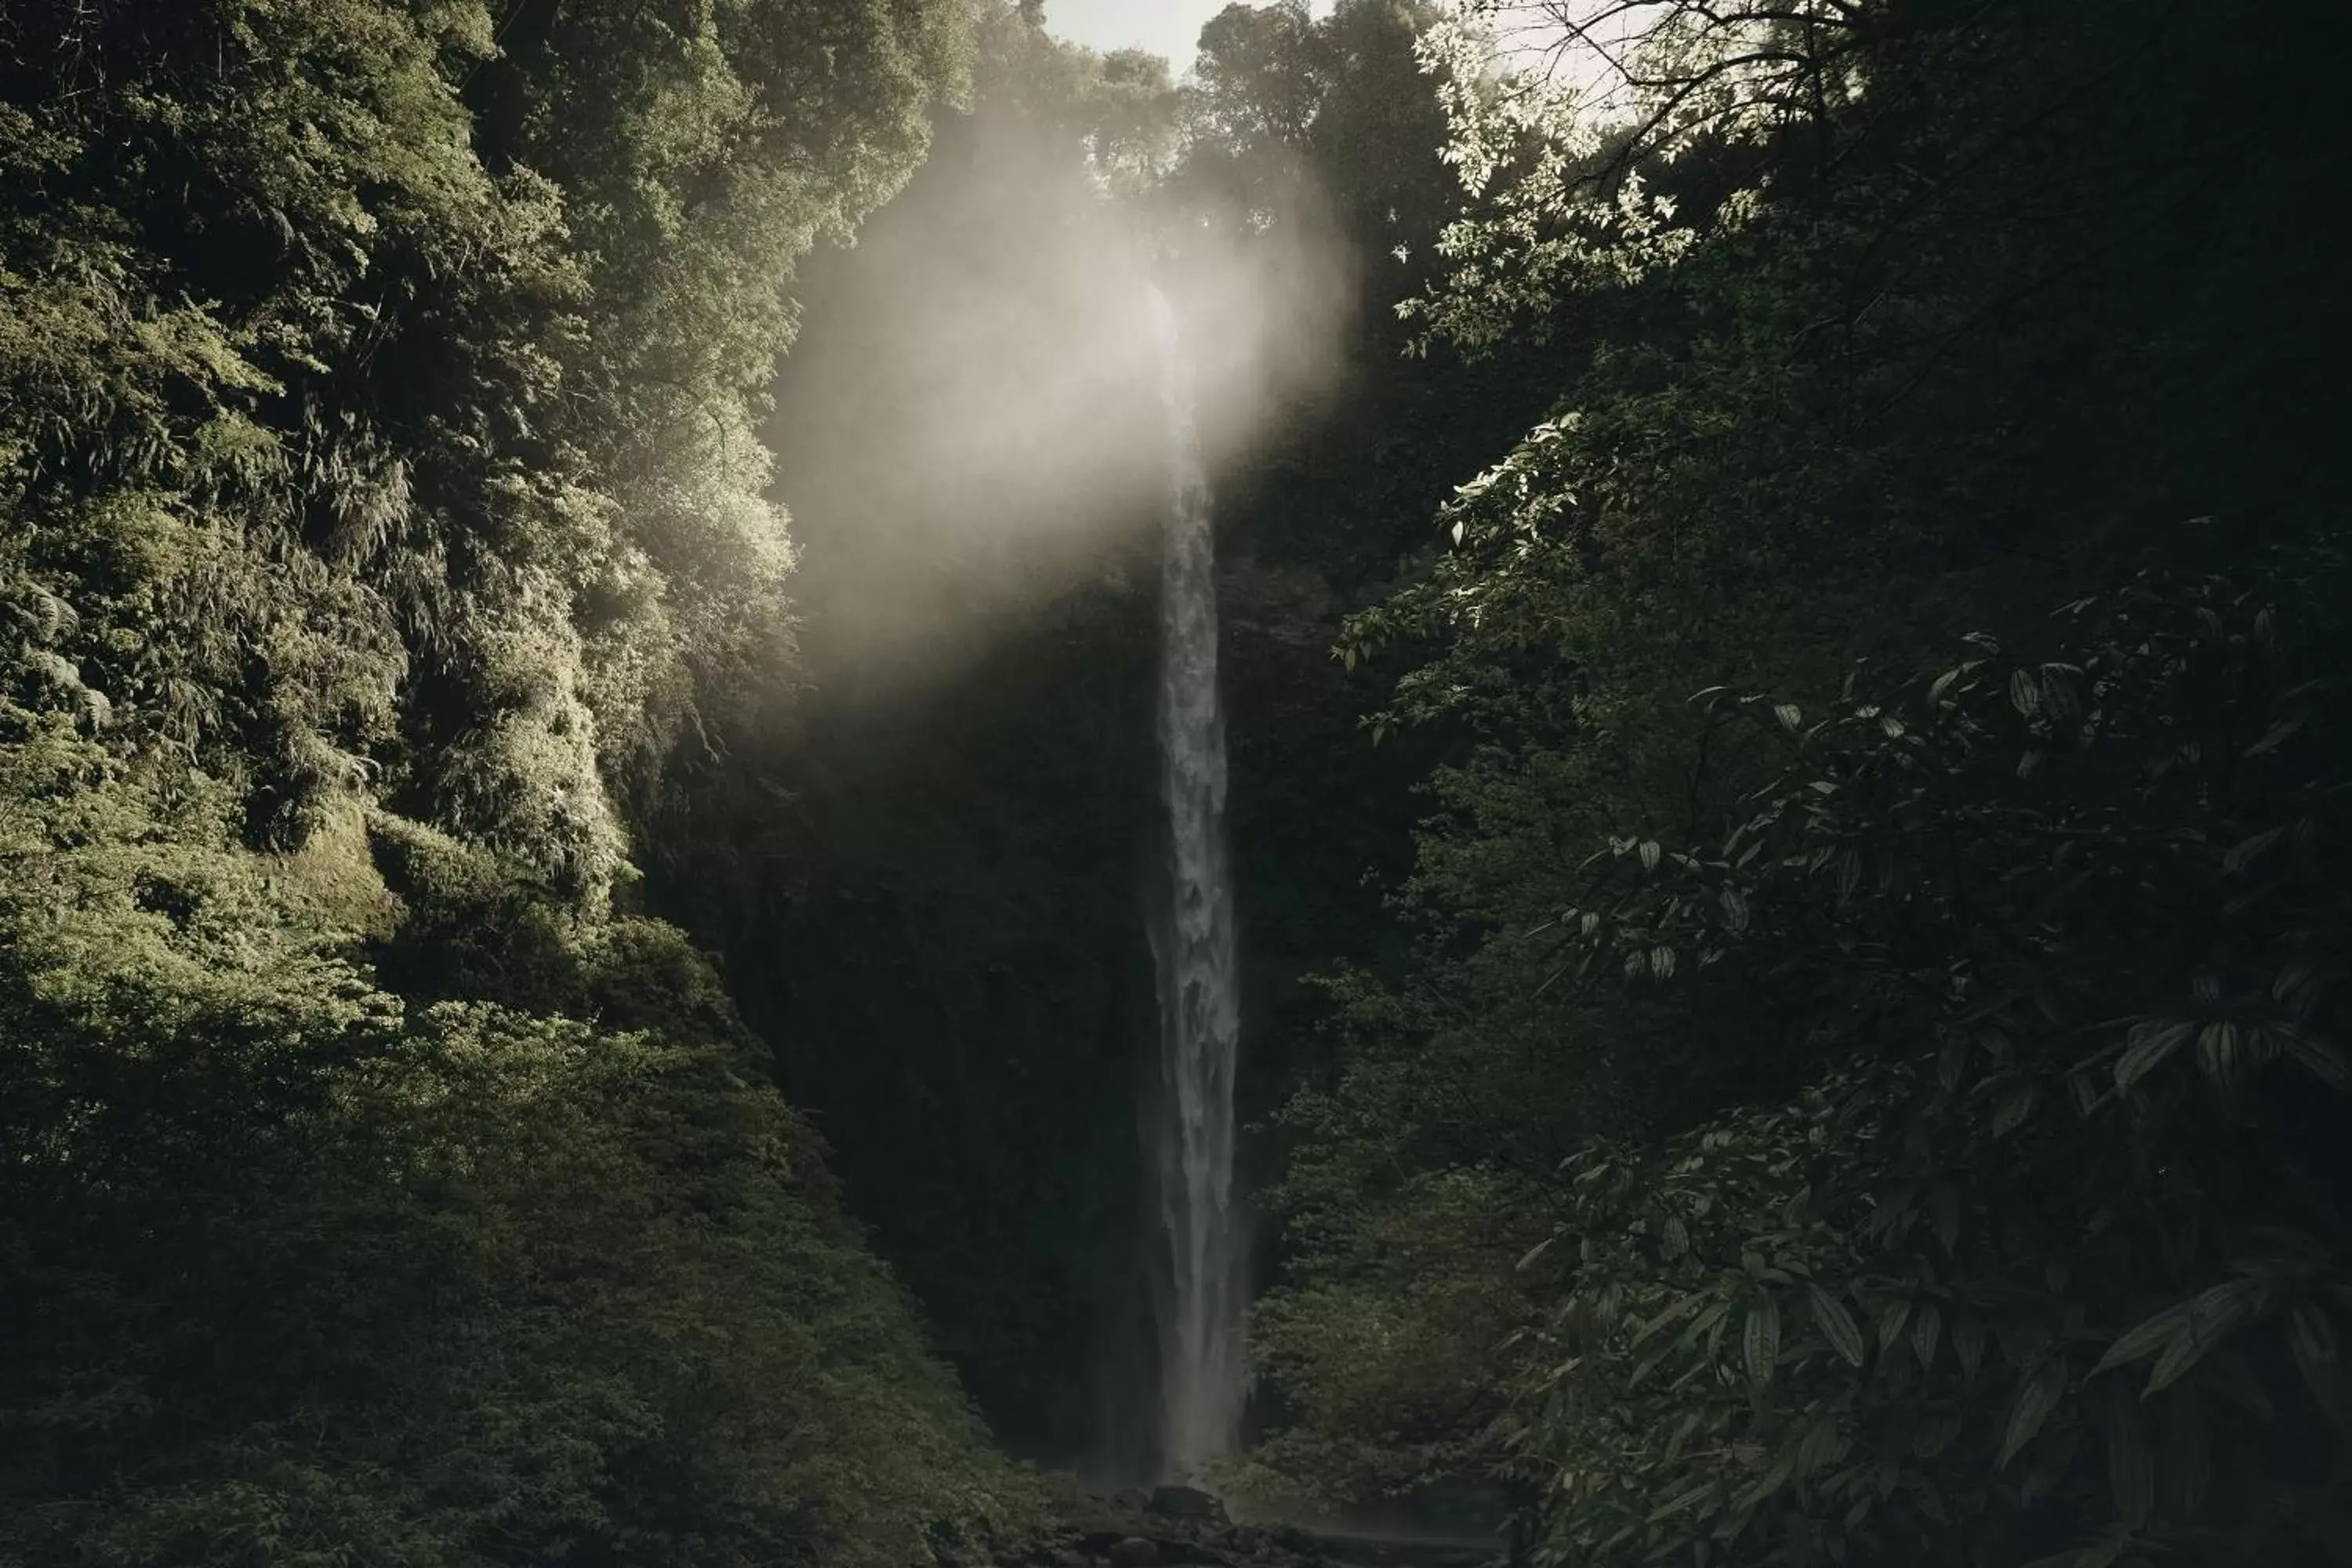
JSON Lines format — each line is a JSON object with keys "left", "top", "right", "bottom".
{"left": 1147, "top": 285, "right": 1245, "bottom": 1481}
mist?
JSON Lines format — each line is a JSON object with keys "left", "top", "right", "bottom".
{"left": 767, "top": 64, "right": 1358, "bottom": 710}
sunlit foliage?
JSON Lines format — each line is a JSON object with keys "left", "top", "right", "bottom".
{"left": 0, "top": 1, "right": 1045, "bottom": 1557}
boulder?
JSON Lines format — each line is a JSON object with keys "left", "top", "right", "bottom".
{"left": 1108, "top": 1540, "right": 1159, "bottom": 1567}
{"left": 1147, "top": 1485, "right": 1229, "bottom": 1527}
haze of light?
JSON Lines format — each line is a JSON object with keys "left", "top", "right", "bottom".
{"left": 768, "top": 86, "right": 1354, "bottom": 708}
{"left": 1044, "top": 0, "right": 1641, "bottom": 86}
{"left": 1044, "top": 0, "right": 1336, "bottom": 74}
{"left": 772, "top": 1, "right": 1656, "bottom": 711}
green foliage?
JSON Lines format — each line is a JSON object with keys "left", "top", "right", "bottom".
{"left": 1236, "top": 1159, "right": 1541, "bottom": 1501}
{"left": 1250, "top": 0, "right": 2352, "bottom": 1559}
{"left": 0, "top": 1, "right": 1047, "bottom": 1559}
{"left": 0, "top": 707, "right": 1041, "bottom": 1565}
{"left": 1500, "top": 572, "right": 2352, "bottom": 1564}
{"left": 1263, "top": 563, "right": 2352, "bottom": 1558}
{"left": 0, "top": 0, "right": 972, "bottom": 870}
{"left": 633, "top": 1, "right": 1190, "bottom": 1460}
{"left": 0, "top": 725, "right": 1028, "bottom": 1563}
{"left": 1165, "top": 0, "right": 1456, "bottom": 281}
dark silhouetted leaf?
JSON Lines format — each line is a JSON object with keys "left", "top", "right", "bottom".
{"left": 2281, "top": 1029, "right": 2350, "bottom": 1094}
{"left": 1912, "top": 1302, "right": 1943, "bottom": 1370}
{"left": 1811, "top": 1284, "right": 1866, "bottom": 1367}
{"left": 1999, "top": 1359, "right": 2070, "bottom": 1468}
{"left": 2115, "top": 1020, "right": 2192, "bottom": 1091}
{"left": 1745, "top": 1292, "right": 1782, "bottom": 1391}
{"left": 2106, "top": 1386, "right": 2153, "bottom": 1526}
{"left": 2146, "top": 1278, "right": 2267, "bottom": 1394}
{"left": 1955, "top": 1315, "right": 1988, "bottom": 1383}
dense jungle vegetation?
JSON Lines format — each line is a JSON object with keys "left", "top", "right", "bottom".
{"left": 3, "top": 0, "right": 2347, "bottom": 1565}
{"left": 0, "top": 2, "right": 1033, "bottom": 1560}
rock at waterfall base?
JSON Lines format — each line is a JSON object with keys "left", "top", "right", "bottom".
{"left": 1149, "top": 1485, "right": 1231, "bottom": 1526}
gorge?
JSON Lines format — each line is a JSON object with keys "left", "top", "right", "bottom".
{"left": 2, "top": 1, "right": 2343, "bottom": 1563}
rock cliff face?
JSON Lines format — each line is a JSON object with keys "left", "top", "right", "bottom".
{"left": 1218, "top": 555, "right": 1347, "bottom": 648}
{"left": 641, "top": 74, "right": 1182, "bottom": 1465}
{"left": 710, "top": 587, "right": 1169, "bottom": 1459}
{"left": 1216, "top": 549, "right": 1422, "bottom": 1164}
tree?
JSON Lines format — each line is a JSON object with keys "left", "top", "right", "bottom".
{"left": 0, "top": 2, "right": 1046, "bottom": 1557}
{"left": 1246, "top": 0, "right": 2352, "bottom": 1554}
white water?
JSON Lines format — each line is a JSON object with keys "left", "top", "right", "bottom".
{"left": 1147, "top": 286, "right": 1245, "bottom": 1479}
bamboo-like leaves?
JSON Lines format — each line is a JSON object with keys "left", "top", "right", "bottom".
{"left": 1930, "top": 1183, "right": 1960, "bottom": 1253}
{"left": 2091, "top": 1304, "right": 2187, "bottom": 1377}
{"left": 2222, "top": 823, "right": 2285, "bottom": 874}
{"left": 2008, "top": 667, "right": 2041, "bottom": 717}
{"left": 2244, "top": 711, "right": 2306, "bottom": 757}
{"left": 1392, "top": 579, "right": 2350, "bottom": 1562}
{"left": 1911, "top": 1301, "right": 1944, "bottom": 1370}
{"left": 2194, "top": 1021, "right": 2242, "bottom": 1087}
{"left": 1991, "top": 1081, "right": 2038, "bottom": 1138}
{"left": 1744, "top": 1291, "right": 1781, "bottom": 1391}
{"left": 2288, "top": 1302, "right": 2343, "bottom": 1426}
{"left": 2092, "top": 1276, "right": 2269, "bottom": 1396}
{"left": 1878, "top": 1296, "right": 1911, "bottom": 1356}
{"left": 1955, "top": 1314, "right": 1988, "bottom": 1383}
{"left": 1999, "top": 1358, "right": 2070, "bottom": 1468}
{"left": 2114, "top": 1018, "right": 2192, "bottom": 1091}
{"left": 1809, "top": 1283, "right": 1865, "bottom": 1367}
{"left": 2282, "top": 1029, "right": 2350, "bottom": 1094}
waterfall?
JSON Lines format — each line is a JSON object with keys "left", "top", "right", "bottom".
{"left": 1147, "top": 285, "right": 1245, "bottom": 1480}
